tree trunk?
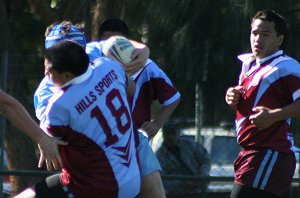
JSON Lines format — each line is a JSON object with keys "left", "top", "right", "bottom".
{"left": 0, "top": 0, "right": 9, "bottom": 62}
{"left": 91, "top": 0, "right": 125, "bottom": 40}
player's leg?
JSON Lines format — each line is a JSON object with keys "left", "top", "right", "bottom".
{"left": 136, "top": 132, "right": 166, "bottom": 198}
{"left": 230, "top": 183, "right": 279, "bottom": 198}
{"left": 282, "top": 187, "right": 292, "bottom": 198}
{"left": 14, "top": 174, "right": 70, "bottom": 198}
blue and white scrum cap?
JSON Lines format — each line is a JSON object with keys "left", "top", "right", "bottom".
{"left": 45, "top": 23, "right": 86, "bottom": 49}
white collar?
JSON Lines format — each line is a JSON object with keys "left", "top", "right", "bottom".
{"left": 237, "top": 53, "right": 254, "bottom": 63}
{"left": 61, "top": 67, "right": 93, "bottom": 88}
{"left": 238, "top": 50, "right": 283, "bottom": 65}
{"left": 256, "top": 50, "right": 283, "bottom": 65}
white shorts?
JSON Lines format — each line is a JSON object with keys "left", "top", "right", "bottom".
{"left": 138, "top": 132, "right": 162, "bottom": 177}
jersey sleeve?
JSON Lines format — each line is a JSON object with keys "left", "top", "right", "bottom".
{"left": 33, "top": 76, "right": 58, "bottom": 121}
{"left": 42, "top": 91, "right": 70, "bottom": 136}
{"left": 147, "top": 61, "right": 181, "bottom": 106}
{"left": 280, "top": 59, "right": 300, "bottom": 101}
{"left": 86, "top": 41, "right": 105, "bottom": 63}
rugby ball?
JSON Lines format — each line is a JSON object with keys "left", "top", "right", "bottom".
{"left": 102, "top": 36, "right": 135, "bottom": 66}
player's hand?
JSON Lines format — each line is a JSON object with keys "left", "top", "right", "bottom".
{"left": 125, "top": 47, "right": 148, "bottom": 76}
{"left": 37, "top": 135, "right": 68, "bottom": 171}
{"left": 140, "top": 121, "right": 160, "bottom": 140}
{"left": 225, "top": 86, "right": 244, "bottom": 111}
{"left": 249, "top": 106, "right": 275, "bottom": 130}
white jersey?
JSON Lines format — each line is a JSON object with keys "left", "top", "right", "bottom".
{"left": 34, "top": 41, "right": 104, "bottom": 121}
{"left": 130, "top": 59, "right": 181, "bottom": 128}
{"left": 43, "top": 57, "right": 140, "bottom": 198}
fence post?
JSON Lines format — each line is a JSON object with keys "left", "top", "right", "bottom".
{"left": 195, "top": 83, "right": 203, "bottom": 144}
{"left": 0, "top": 51, "right": 8, "bottom": 198}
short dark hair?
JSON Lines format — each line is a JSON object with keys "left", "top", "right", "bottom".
{"left": 252, "top": 10, "right": 289, "bottom": 49}
{"left": 44, "top": 40, "right": 89, "bottom": 76}
{"left": 99, "top": 18, "right": 129, "bottom": 38}
{"left": 162, "top": 120, "right": 181, "bottom": 135}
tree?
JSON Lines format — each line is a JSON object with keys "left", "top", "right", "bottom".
{"left": 25, "top": 0, "right": 126, "bottom": 40}
{"left": 144, "top": 0, "right": 248, "bottom": 125}
{"left": 0, "top": 0, "right": 9, "bottom": 57}
{"left": 143, "top": 0, "right": 300, "bottom": 126}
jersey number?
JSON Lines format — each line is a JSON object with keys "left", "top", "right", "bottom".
{"left": 90, "top": 88, "right": 131, "bottom": 147}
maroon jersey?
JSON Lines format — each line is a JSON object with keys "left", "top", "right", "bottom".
{"left": 130, "top": 59, "right": 180, "bottom": 128}
{"left": 236, "top": 51, "right": 300, "bottom": 153}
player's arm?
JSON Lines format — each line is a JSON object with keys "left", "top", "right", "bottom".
{"left": 249, "top": 99, "right": 300, "bottom": 130}
{"left": 0, "top": 89, "right": 67, "bottom": 170}
{"left": 125, "top": 40, "right": 149, "bottom": 76}
{"left": 141, "top": 98, "right": 180, "bottom": 139}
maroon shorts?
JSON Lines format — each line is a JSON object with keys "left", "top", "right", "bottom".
{"left": 234, "top": 148, "right": 296, "bottom": 197}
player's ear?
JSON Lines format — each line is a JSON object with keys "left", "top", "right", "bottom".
{"left": 277, "top": 34, "right": 284, "bottom": 47}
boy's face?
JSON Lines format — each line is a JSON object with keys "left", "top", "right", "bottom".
{"left": 44, "top": 59, "right": 69, "bottom": 87}
{"left": 250, "top": 19, "right": 283, "bottom": 59}
{"left": 163, "top": 130, "right": 180, "bottom": 148}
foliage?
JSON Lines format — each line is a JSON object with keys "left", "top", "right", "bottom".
{"left": 144, "top": 0, "right": 248, "bottom": 125}
{"left": 6, "top": 1, "right": 46, "bottom": 55}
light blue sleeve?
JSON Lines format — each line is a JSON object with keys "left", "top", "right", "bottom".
{"left": 86, "top": 41, "right": 105, "bottom": 63}
{"left": 33, "top": 76, "right": 57, "bottom": 121}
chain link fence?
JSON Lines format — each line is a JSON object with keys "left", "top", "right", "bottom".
{"left": 0, "top": 53, "right": 300, "bottom": 197}
{"left": 0, "top": 52, "right": 45, "bottom": 198}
